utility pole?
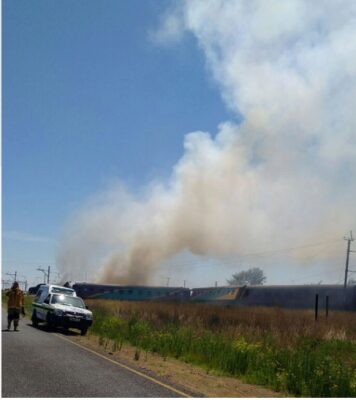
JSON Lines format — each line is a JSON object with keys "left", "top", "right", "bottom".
{"left": 37, "top": 267, "right": 47, "bottom": 283}
{"left": 166, "top": 277, "right": 170, "bottom": 287}
{"left": 344, "top": 231, "right": 354, "bottom": 289}
{"left": 47, "top": 266, "right": 51, "bottom": 284}
{"left": 6, "top": 271, "right": 17, "bottom": 282}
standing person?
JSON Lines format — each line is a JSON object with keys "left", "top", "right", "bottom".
{"left": 6, "top": 282, "right": 25, "bottom": 331}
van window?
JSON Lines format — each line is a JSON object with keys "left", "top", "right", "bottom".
{"left": 51, "top": 294, "right": 85, "bottom": 309}
{"left": 51, "top": 287, "right": 75, "bottom": 295}
{"left": 44, "top": 295, "right": 51, "bottom": 304}
{"left": 35, "top": 290, "right": 43, "bottom": 302}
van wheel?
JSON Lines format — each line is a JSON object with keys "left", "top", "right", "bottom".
{"left": 80, "top": 327, "right": 88, "bottom": 336}
{"left": 46, "top": 314, "right": 54, "bottom": 330}
{"left": 32, "top": 311, "right": 39, "bottom": 327}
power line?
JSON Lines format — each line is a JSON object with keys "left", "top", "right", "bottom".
{"left": 5, "top": 271, "right": 17, "bottom": 282}
{"left": 162, "top": 239, "right": 343, "bottom": 269}
{"left": 288, "top": 242, "right": 342, "bottom": 261}
{"left": 237, "top": 239, "right": 343, "bottom": 258}
{"left": 290, "top": 272, "right": 327, "bottom": 282}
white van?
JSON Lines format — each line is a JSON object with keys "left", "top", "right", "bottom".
{"left": 32, "top": 285, "right": 93, "bottom": 335}
{"left": 34, "top": 284, "right": 76, "bottom": 302}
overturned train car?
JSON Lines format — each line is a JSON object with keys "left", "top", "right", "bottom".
{"left": 67, "top": 282, "right": 356, "bottom": 311}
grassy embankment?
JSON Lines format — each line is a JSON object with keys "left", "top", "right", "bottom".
{"left": 86, "top": 299, "right": 356, "bottom": 397}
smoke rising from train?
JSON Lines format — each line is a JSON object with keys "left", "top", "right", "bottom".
{"left": 57, "top": 1, "right": 356, "bottom": 284}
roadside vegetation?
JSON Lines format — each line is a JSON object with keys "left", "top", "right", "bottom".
{"left": 84, "top": 300, "right": 356, "bottom": 397}
{"left": 7, "top": 292, "right": 354, "bottom": 397}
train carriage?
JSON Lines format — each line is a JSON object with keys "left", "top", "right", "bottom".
{"left": 64, "top": 282, "right": 356, "bottom": 311}
{"left": 70, "top": 282, "right": 190, "bottom": 302}
{"left": 234, "top": 284, "right": 356, "bottom": 311}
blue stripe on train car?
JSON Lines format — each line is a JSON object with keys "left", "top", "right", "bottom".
{"left": 72, "top": 283, "right": 190, "bottom": 301}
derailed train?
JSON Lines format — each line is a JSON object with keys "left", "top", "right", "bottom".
{"left": 67, "top": 282, "right": 356, "bottom": 311}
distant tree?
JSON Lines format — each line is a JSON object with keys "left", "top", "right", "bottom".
{"left": 348, "top": 277, "right": 356, "bottom": 285}
{"left": 227, "top": 268, "right": 266, "bottom": 286}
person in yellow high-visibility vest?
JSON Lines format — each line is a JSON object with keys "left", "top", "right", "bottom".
{"left": 6, "top": 282, "right": 25, "bottom": 331}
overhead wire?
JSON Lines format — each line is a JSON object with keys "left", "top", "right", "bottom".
{"left": 161, "top": 238, "right": 344, "bottom": 270}
{"left": 235, "top": 238, "right": 343, "bottom": 258}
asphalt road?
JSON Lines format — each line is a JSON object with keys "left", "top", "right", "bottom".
{"left": 2, "top": 311, "right": 186, "bottom": 398}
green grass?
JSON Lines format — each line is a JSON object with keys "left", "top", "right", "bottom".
{"left": 87, "top": 302, "right": 356, "bottom": 397}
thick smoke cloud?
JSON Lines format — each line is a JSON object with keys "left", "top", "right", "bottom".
{"left": 57, "top": 0, "right": 356, "bottom": 284}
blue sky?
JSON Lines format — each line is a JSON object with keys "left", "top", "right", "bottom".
{"left": 3, "top": 1, "right": 352, "bottom": 288}
{"left": 3, "top": 0, "right": 230, "bottom": 285}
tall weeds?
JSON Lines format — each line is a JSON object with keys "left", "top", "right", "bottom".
{"left": 87, "top": 300, "right": 356, "bottom": 397}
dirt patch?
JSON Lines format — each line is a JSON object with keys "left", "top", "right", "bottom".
{"left": 70, "top": 333, "right": 283, "bottom": 398}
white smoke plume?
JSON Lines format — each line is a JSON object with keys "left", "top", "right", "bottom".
{"left": 57, "top": 0, "right": 356, "bottom": 284}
